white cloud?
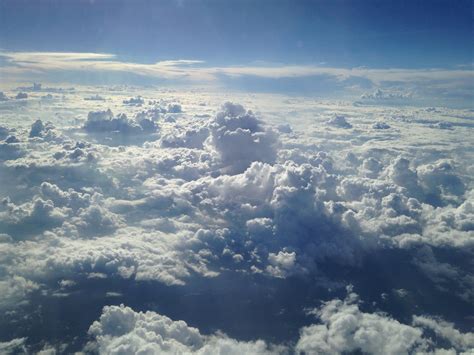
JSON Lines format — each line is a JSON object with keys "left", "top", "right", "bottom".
{"left": 0, "top": 276, "right": 39, "bottom": 310}
{"left": 1, "top": 51, "right": 473, "bottom": 106}
{"left": 326, "top": 115, "right": 352, "bottom": 129}
{"left": 207, "top": 102, "right": 278, "bottom": 174}
{"left": 0, "top": 88, "right": 472, "bottom": 351}
{"left": 296, "top": 290, "right": 474, "bottom": 354}
{"left": 87, "top": 304, "right": 283, "bottom": 354}
{"left": 0, "top": 338, "right": 27, "bottom": 354}
{"left": 86, "top": 291, "right": 474, "bottom": 355}
{"left": 84, "top": 109, "right": 158, "bottom": 135}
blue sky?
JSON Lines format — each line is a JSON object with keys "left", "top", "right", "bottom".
{"left": 1, "top": 0, "right": 472, "bottom": 67}
{"left": 0, "top": 0, "right": 472, "bottom": 106}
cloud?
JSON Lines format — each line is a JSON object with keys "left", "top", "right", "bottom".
{"left": 207, "top": 102, "right": 278, "bottom": 174}
{"left": 372, "top": 122, "right": 391, "bottom": 129}
{"left": 84, "top": 109, "right": 158, "bottom": 136}
{"left": 123, "top": 97, "right": 144, "bottom": 106}
{"left": 84, "top": 94, "right": 105, "bottom": 101}
{"left": 85, "top": 291, "right": 474, "bottom": 355}
{"left": 15, "top": 92, "right": 28, "bottom": 100}
{"left": 326, "top": 115, "right": 352, "bottom": 129}
{"left": 0, "top": 90, "right": 472, "bottom": 351}
{"left": 0, "top": 276, "right": 39, "bottom": 310}
{"left": 87, "top": 304, "right": 282, "bottom": 354}
{"left": 0, "top": 338, "right": 27, "bottom": 354}
{"left": 296, "top": 289, "right": 474, "bottom": 354}
{"left": 1, "top": 51, "right": 473, "bottom": 107}
{"left": 358, "top": 88, "right": 414, "bottom": 105}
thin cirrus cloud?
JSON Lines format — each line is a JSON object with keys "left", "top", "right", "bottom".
{"left": 1, "top": 51, "right": 473, "bottom": 95}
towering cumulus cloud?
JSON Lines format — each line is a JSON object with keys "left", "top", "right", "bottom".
{"left": 209, "top": 102, "right": 278, "bottom": 174}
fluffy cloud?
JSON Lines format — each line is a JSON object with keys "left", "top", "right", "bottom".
{"left": 296, "top": 289, "right": 474, "bottom": 355}
{"left": 0, "top": 338, "right": 27, "bottom": 353}
{"left": 123, "top": 97, "right": 144, "bottom": 106}
{"left": 87, "top": 304, "right": 281, "bottom": 354}
{"left": 15, "top": 92, "right": 28, "bottom": 100}
{"left": 360, "top": 88, "right": 413, "bottom": 102}
{"left": 207, "top": 102, "right": 278, "bottom": 174}
{"left": 84, "top": 109, "right": 158, "bottom": 135}
{"left": 0, "top": 276, "right": 39, "bottom": 309}
{"left": 0, "top": 89, "right": 472, "bottom": 352}
{"left": 86, "top": 291, "right": 474, "bottom": 355}
{"left": 326, "top": 115, "right": 352, "bottom": 129}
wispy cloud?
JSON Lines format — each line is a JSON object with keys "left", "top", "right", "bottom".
{"left": 1, "top": 51, "right": 473, "bottom": 105}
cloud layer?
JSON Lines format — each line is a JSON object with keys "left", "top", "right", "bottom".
{"left": 0, "top": 86, "right": 472, "bottom": 353}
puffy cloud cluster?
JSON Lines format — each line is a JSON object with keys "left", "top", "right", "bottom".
{"left": 372, "top": 121, "right": 390, "bottom": 129}
{"left": 86, "top": 290, "right": 473, "bottom": 355}
{"left": 326, "top": 115, "right": 352, "bottom": 128}
{"left": 87, "top": 304, "right": 280, "bottom": 354}
{"left": 0, "top": 131, "right": 24, "bottom": 161}
{"left": 296, "top": 290, "right": 474, "bottom": 354}
{"left": 0, "top": 92, "right": 9, "bottom": 101}
{"left": 84, "top": 94, "right": 105, "bottom": 101}
{"left": 0, "top": 338, "right": 27, "bottom": 354}
{"left": 208, "top": 102, "right": 278, "bottom": 174}
{"left": 29, "top": 119, "right": 54, "bottom": 138}
{"left": 0, "top": 276, "right": 39, "bottom": 310}
{"left": 360, "top": 88, "right": 413, "bottom": 101}
{"left": 0, "top": 182, "right": 123, "bottom": 240}
{"left": 167, "top": 103, "right": 182, "bottom": 113}
{"left": 0, "top": 89, "right": 472, "bottom": 352}
{"left": 84, "top": 109, "right": 158, "bottom": 135}
{"left": 15, "top": 92, "right": 28, "bottom": 100}
{"left": 123, "top": 96, "right": 144, "bottom": 106}
{"left": 185, "top": 159, "right": 361, "bottom": 277}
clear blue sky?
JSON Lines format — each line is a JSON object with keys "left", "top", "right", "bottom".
{"left": 0, "top": 0, "right": 472, "bottom": 68}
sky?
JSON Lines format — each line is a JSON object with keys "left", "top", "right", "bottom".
{"left": 0, "top": 0, "right": 473, "bottom": 106}
{"left": 0, "top": 0, "right": 472, "bottom": 67}
{"left": 0, "top": 1, "right": 473, "bottom": 354}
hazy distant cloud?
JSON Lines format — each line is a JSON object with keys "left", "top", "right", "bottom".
{"left": 1, "top": 51, "right": 473, "bottom": 106}
{"left": 327, "top": 115, "right": 352, "bottom": 128}
{"left": 84, "top": 109, "right": 158, "bottom": 136}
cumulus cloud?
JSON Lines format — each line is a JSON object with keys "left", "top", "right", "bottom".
{"left": 84, "top": 94, "right": 106, "bottom": 101}
{"left": 0, "top": 90, "right": 472, "bottom": 352}
{"left": 86, "top": 291, "right": 474, "bottom": 355}
{"left": 15, "top": 92, "right": 28, "bottom": 100}
{"left": 360, "top": 88, "right": 413, "bottom": 101}
{"left": 87, "top": 304, "right": 281, "bottom": 354}
{"left": 0, "top": 92, "right": 9, "bottom": 101}
{"left": 296, "top": 290, "right": 474, "bottom": 354}
{"left": 0, "top": 276, "right": 39, "bottom": 309}
{"left": 0, "top": 137, "right": 24, "bottom": 161}
{"left": 208, "top": 102, "right": 278, "bottom": 174}
{"left": 326, "top": 115, "right": 352, "bottom": 128}
{"left": 84, "top": 109, "right": 158, "bottom": 135}
{"left": 0, "top": 338, "right": 27, "bottom": 353}
{"left": 167, "top": 103, "right": 182, "bottom": 113}
{"left": 372, "top": 121, "right": 391, "bottom": 129}
{"left": 123, "top": 96, "right": 144, "bottom": 106}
